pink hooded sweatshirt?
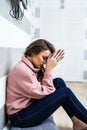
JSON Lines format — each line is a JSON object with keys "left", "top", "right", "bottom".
{"left": 6, "top": 56, "right": 55, "bottom": 115}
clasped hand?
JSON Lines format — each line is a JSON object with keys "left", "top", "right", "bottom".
{"left": 45, "top": 49, "right": 64, "bottom": 73}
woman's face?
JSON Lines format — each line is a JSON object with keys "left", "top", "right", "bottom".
{"left": 28, "top": 50, "right": 51, "bottom": 68}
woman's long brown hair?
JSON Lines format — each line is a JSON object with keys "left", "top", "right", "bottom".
{"left": 24, "top": 39, "right": 55, "bottom": 81}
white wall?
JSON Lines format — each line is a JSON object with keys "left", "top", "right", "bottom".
{"left": 0, "top": 16, "right": 31, "bottom": 48}
{"left": 40, "top": 0, "right": 86, "bottom": 81}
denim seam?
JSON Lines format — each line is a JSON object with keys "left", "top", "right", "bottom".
{"left": 17, "top": 94, "right": 67, "bottom": 121}
{"left": 67, "top": 93, "right": 87, "bottom": 118}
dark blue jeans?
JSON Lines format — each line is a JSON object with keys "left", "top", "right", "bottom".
{"left": 10, "top": 78, "right": 87, "bottom": 128}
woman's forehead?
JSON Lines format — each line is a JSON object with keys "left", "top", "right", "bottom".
{"left": 39, "top": 50, "right": 51, "bottom": 56}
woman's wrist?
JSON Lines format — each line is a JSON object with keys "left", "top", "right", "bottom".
{"left": 45, "top": 69, "right": 52, "bottom": 74}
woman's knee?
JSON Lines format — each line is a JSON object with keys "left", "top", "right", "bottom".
{"left": 53, "top": 78, "right": 67, "bottom": 88}
{"left": 65, "top": 87, "right": 73, "bottom": 96}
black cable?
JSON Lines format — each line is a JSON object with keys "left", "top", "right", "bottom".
{"left": 9, "top": 0, "right": 25, "bottom": 20}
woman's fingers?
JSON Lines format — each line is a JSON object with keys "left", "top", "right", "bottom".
{"left": 56, "top": 50, "right": 65, "bottom": 61}
{"left": 52, "top": 49, "right": 65, "bottom": 62}
{"left": 45, "top": 49, "right": 65, "bottom": 72}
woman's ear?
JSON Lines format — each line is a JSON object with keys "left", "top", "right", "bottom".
{"left": 31, "top": 53, "right": 34, "bottom": 56}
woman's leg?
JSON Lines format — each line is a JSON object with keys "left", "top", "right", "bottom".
{"left": 10, "top": 78, "right": 87, "bottom": 128}
{"left": 53, "top": 78, "right": 74, "bottom": 117}
{"left": 10, "top": 87, "right": 69, "bottom": 127}
{"left": 72, "top": 116, "right": 87, "bottom": 130}
{"left": 53, "top": 78, "right": 87, "bottom": 130}
{"left": 53, "top": 77, "right": 67, "bottom": 88}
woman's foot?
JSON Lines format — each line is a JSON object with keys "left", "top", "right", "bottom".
{"left": 71, "top": 116, "right": 87, "bottom": 130}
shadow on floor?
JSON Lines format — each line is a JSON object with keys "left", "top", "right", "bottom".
{"left": 57, "top": 126, "right": 72, "bottom": 130}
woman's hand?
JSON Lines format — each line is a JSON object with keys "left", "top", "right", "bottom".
{"left": 45, "top": 49, "right": 64, "bottom": 73}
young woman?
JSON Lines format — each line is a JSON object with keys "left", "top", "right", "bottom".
{"left": 6, "top": 39, "right": 87, "bottom": 130}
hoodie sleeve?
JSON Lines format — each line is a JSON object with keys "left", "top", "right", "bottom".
{"left": 10, "top": 65, "right": 56, "bottom": 99}
{"left": 29, "top": 73, "right": 56, "bottom": 99}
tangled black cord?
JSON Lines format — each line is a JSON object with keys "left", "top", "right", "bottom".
{"left": 9, "top": 0, "right": 24, "bottom": 20}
